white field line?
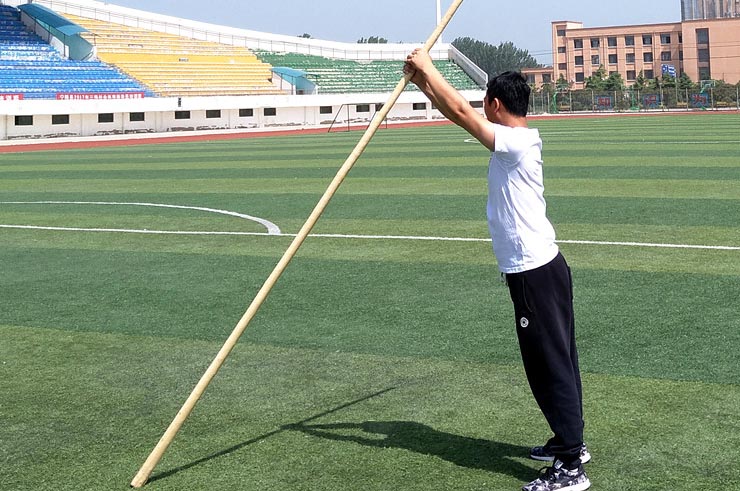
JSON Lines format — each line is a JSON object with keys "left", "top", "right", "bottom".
{"left": 1, "top": 201, "right": 737, "bottom": 251}
{"left": 0, "top": 201, "right": 281, "bottom": 235}
{"left": 0, "top": 224, "right": 737, "bottom": 251}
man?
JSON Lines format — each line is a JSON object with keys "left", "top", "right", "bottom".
{"left": 404, "top": 49, "right": 591, "bottom": 491}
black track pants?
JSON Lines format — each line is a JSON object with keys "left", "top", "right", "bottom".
{"left": 505, "top": 252, "right": 584, "bottom": 467}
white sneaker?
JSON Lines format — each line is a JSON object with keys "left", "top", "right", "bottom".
{"left": 522, "top": 460, "right": 591, "bottom": 491}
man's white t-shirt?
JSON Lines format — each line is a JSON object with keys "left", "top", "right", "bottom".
{"left": 487, "top": 123, "right": 559, "bottom": 274}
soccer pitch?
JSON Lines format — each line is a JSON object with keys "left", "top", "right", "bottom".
{"left": 1, "top": 114, "right": 738, "bottom": 490}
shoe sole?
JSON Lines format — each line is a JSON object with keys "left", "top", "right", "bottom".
{"left": 522, "top": 477, "right": 591, "bottom": 491}
{"left": 563, "top": 480, "right": 591, "bottom": 491}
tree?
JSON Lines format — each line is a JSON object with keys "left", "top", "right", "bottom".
{"left": 584, "top": 65, "right": 608, "bottom": 90}
{"left": 298, "top": 33, "right": 312, "bottom": 39}
{"left": 556, "top": 74, "right": 571, "bottom": 92}
{"left": 677, "top": 72, "right": 694, "bottom": 90}
{"left": 451, "top": 37, "right": 540, "bottom": 76}
{"left": 604, "top": 72, "right": 625, "bottom": 91}
{"left": 662, "top": 73, "right": 677, "bottom": 89}
{"left": 633, "top": 70, "right": 648, "bottom": 91}
{"left": 357, "top": 36, "right": 388, "bottom": 44}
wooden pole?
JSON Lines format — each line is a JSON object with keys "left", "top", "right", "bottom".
{"left": 130, "top": 0, "right": 466, "bottom": 487}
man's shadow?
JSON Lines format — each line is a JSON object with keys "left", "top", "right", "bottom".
{"left": 284, "top": 420, "right": 534, "bottom": 482}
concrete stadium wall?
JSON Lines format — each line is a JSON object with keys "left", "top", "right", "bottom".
{"left": 0, "top": 91, "right": 485, "bottom": 140}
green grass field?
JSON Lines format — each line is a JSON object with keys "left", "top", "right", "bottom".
{"left": 1, "top": 114, "right": 739, "bottom": 490}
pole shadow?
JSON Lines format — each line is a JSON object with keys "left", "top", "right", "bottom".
{"left": 283, "top": 420, "right": 534, "bottom": 482}
{"left": 146, "top": 388, "right": 396, "bottom": 483}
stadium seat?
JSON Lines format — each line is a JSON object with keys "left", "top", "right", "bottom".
{"left": 255, "top": 51, "right": 481, "bottom": 94}
{"left": 62, "top": 13, "right": 283, "bottom": 97}
{"left": 0, "top": 5, "right": 154, "bottom": 99}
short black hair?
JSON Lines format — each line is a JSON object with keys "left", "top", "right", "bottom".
{"left": 485, "top": 71, "right": 530, "bottom": 117}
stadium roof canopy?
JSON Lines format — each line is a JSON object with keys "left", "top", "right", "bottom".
{"left": 272, "top": 67, "right": 309, "bottom": 80}
{"left": 18, "top": 3, "right": 87, "bottom": 36}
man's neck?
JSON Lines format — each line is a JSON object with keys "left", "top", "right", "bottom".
{"left": 495, "top": 112, "right": 528, "bottom": 128}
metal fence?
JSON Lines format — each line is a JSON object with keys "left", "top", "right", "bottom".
{"left": 529, "top": 86, "right": 740, "bottom": 114}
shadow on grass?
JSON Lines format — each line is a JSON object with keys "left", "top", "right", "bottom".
{"left": 147, "top": 388, "right": 532, "bottom": 484}
{"left": 148, "top": 388, "right": 395, "bottom": 483}
{"left": 283, "top": 420, "right": 534, "bottom": 482}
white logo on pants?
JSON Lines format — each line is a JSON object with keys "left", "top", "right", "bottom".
{"left": 520, "top": 317, "right": 529, "bottom": 328}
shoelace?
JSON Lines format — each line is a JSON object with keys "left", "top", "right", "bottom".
{"left": 536, "top": 465, "right": 559, "bottom": 481}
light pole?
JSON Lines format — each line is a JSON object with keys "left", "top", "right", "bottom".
{"left": 437, "top": 0, "right": 442, "bottom": 42}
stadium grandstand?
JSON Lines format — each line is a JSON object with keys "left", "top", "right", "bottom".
{"left": 0, "top": 0, "right": 486, "bottom": 140}
{"left": 0, "top": 3, "right": 154, "bottom": 99}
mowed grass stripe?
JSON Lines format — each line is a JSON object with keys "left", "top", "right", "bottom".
{"left": 1, "top": 165, "right": 739, "bottom": 181}
{"left": 0, "top": 177, "right": 736, "bottom": 200}
{"left": 1, "top": 223, "right": 738, "bottom": 273}
{"left": 1, "top": 242, "right": 737, "bottom": 382}
{"left": 2, "top": 326, "right": 738, "bottom": 491}
{"left": 2, "top": 192, "right": 739, "bottom": 229}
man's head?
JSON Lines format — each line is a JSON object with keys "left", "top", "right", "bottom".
{"left": 484, "top": 71, "right": 530, "bottom": 120}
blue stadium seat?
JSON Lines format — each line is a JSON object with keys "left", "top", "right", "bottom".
{"left": 0, "top": 5, "right": 155, "bottom": 99}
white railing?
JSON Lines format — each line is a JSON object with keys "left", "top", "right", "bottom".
{"left": 449, "top": 44, "right": 487, "bottom": 87}
{"left": 31, "top": 0, "right": 451, "bottom": 61}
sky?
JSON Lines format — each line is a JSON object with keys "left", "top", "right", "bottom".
{"left": 106, "top": 0, "right": 681, "bottom": 64}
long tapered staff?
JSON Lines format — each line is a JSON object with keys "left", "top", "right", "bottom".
{"left": 130, "top": 1, "right": 465, "bottom": 487}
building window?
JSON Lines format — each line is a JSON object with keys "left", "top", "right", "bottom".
{"left": 319, "top": 106, "right": 333, "bottom": 114}
{"left": 698, "top": 48, "right": 710, "bottom": 62}
{"left": 609, "top": 54, "right": 618, "bottom": 64}
{"left": 575, "top": 72, "right": 585, "bottom": 82}
{"left": 661, "top": 51, "right": 672, "bottom": 61}
{"left": 375, "top": 103, "right": 384, "bottom": 111}
{"left": 660, "top": 34, "right": 671, "bottom": 44}
{"left": 644, "top": 52, "right": 654, "bottom": 62}
{"left": 542, "top": 74, "right": 552, "bottom": 83}
{"left": 174, "top": 111, "right": 191, "bottom": 120}
{"left": 354, "top": 104, "right": 368, "bottom": 113}
{"left": 626, "top": 70, "right": 636, "bottom": 80}
{"left": 645, "top": 69, "right": 654, "bottom": 79}
{"left": 264, "top": 107, "right": 277, "bottom": 116}
{"left": 206, "top": 110, "right": 221, "bottom": 119}
{"left": 642, "top": 35, "right": 652, "bottom": 45}
{"left": 239, "top": 108, "right": 254, "bottom": 117}
{"left": 626, "top": 53, "right": 636, "bottom": 63}
{"left": 15, "top": 115, "right": 33, "bottom": 126}
{"left": 412, "top": 103, "right": 427, "bottom": 111}
{"left": 52, "top": 114, "right": 70, "bottom": 125}
{"left": 575, "top": 56, "right": 584, "bottom": 66}
{"left": 696, "top": 28, "right": 709, "bottom": 44}
{"left": 129, "top": 112, "right": 145, "bottom": 122}
{"left": 558, "top": 63, "right": 567, "bottom": 70}
{"left": 625, "top": 35, "right": 635, "bottom": 46}
{"left": 98, "top": 113, "right": 114, "bottom": 123}
{"left": 698, "top": 66, "right": 711, "bottom": 80}
{"left": 526, "top": 74, "right": 535, "bottom": 83}
{"left": 557, "top": 29, "right": 566, "bottom": 36}
{"left": 679, "top": 50, "right": 684, "bottom": 61}
{"left": 574, "top": 38, "right": 583, "bottom": 49}
{"left": 470, "top": 101, "right": 484, "bottom": 108}
{"left": 607, "top": 37, "right": 617, "bottom": 47}
{"left": 591, "top": 55, "right": 600, "bottom": 66}
{"left": 590, "top": 38, "right": 600, "bottom": 48}
{"left": 558, "top": 46, "right": 566, "bottom": 54}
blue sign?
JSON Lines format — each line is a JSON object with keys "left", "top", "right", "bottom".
{"left": 642, "top": 94, "right": 661, "bottom": 109}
